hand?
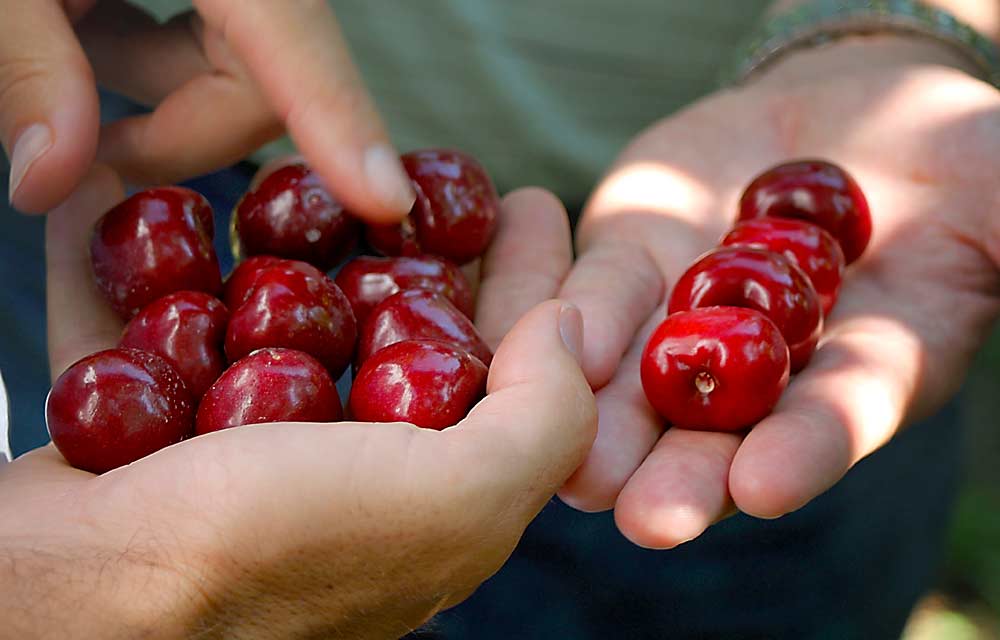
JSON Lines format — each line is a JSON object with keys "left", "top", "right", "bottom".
{"left": 556, "top": 36, "right": 1000, "bottom": 548}
{"left": 0, "top": 165, "right": 594, "bottom": 639}
{"left": 2, "top": 0, "right": 414, "bottom": 221}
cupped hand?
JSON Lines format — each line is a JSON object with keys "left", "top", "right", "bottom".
{"left": 0, "top": 165, "right": 594, "bottom": 639}
{"left": 2, "top": 0, "right": 413, "bottom": 221}
{"left": 556, "top": 37, "right": 1000, "bottom": 548}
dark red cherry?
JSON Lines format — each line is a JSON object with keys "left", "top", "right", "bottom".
{"left": 46, "top": 348, "right": 194, "bottom": 473}
{"left": 349, "top": 339, "right": 488, "bottom": 430}
{"left": 641, "top": 307, "right": 790, "bottom": 432}
{"left": 91, "top": 187, "right": 221, "bottom": 319}
{"left": 222, "top": 256, "right": 326, "bottom": 311}
{"left": 232, "top": 163, "right": 360, "bottom": 270}
{"left": 196, "top": 348, "right": 342, "bottom": 434}
{"left": 668, "top": 246, "right": 822, "bottom": 371}
{"left": 738, "top": 159, "right": 871, "bottom": 264}
{"left": 120, "top": 291, "right": 229, "bottom": 399}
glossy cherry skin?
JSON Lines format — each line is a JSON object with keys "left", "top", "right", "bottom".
{"left": 334, "top": 255, "right": 474, "bottom": 324}
{"left": 120, "top": 291, "right": 229, "bottom": 399}
{"left": 357, "top": 289, "right": 491, "bottom": 368}
{"left": 91, "top": 187, "right": 221, "bottom": 319}
{"left": 721, "top": 218, "right": 845, "bottom": 316}
{"left": 46, "top": 348, "right": 194, "bottom": 473}
{"left": 668, "top": 246, "right": 822, "bottom": 371}
{"left": 232, "top": 163, "right": 360, "bottom": 270}
{"left": 349, "top": 339, "right": 488, "bottom": 430}
{"left": 225, "top": 265, "right": 357, "bottom": 378}
{"left": 222, "top": 256, "right": 326, "bottom": 311}
{"left": 738, "top": 159, "right": 871, "bottom": 264}
{"left": 366, "top": 149, "right": 499, "bottom": 264}
{"left": 641, "top": 307, "right": 790, "bottom": 432}
{"left": 196, "top": 348, "right": 342, "bottom": 435}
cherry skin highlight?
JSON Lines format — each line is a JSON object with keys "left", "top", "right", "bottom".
{"left": 196, "top": 348, "right": 342, "bottom": 434}
{"left": 91, "top": 187, "right": 221, "bottom": 319}
{"left": 349, "top": 339, "right": 488, "bottom": 430}
{"left": 222, "top": 256, "right": 326, "bottom": 311}
{"left": 334, "top": 255, "right": 474, "bottom": 324}
{"left": 668, "top": 246, "right": 822, "bottom": 371}
{"left": 119, "top": 291, "right": 229, "bottom": 399}
{"left": 640, "top": 307, "right": 790, "bottom": 432}
{"left": 721, "top": 218, "right": 845, "bottom": 316}
{"left": 46, "top": 348, "right": 194, "bottom": 474}
{"left": 737, "top": 159, "right": 871, "bottom": 264}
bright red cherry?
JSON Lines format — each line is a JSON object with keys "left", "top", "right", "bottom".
{"left": 365, "top": 149, "right": 499, "bottom": 264}
{"left": 196, "top": 348, "right": 342, "bottom": 435}
{"left": 349, "top": 339, "right": 488, "bottom": 430}
{"left": 721, "top": 218, "right": 845, "bottom": 316}
{"left": 222, "top": 256, "right": 326, "bottom": 311}
{"left": 334, "top": 255, "right": 474, "bottom": 324}
{"left": 641, "top": 307, "right": 790, "bottom": 432}
{"left": 225, "top": 264, "right": 357, "bottom": 378}
{"left": 668, "top": 247, "right": 822, "bottom": 371}
{"left": 120, "top": 291, "right": 229, "bottom": 399}
{"left": 357, "top": 289, "right": 491, "bottom": 368}
{"left": 232, "top": 163, "right": 360, "bottom": 270}
{"left": 91, "top": 187, "right": 221, "bottom": 319}
{"left": 46, "top": 348, "right": 194, "bottom": 473}
{"left": 738, "top": 159, "right": 871, "bottom": 264}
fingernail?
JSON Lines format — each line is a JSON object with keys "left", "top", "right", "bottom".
{"left": 8, "top": 124, "right": 52, "bottom": 203}
{"left": 559, "top": 303, "right": 583, "bottom": 364}
{"left": 364, "top": 143, "right": 416, "bottom": 214}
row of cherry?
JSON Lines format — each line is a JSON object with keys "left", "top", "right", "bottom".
{"left": 640, "top": 160, "right": 871, "bottom": 432}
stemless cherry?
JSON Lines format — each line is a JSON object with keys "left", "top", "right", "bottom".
{"left": 349, "top": 339, "right": 488, "bottom": 430}
{"left": 357, "top": 289, "right": 491, "bottom": 367}
{"left": 196, "top": 348, "right": 342, "bottom": 435}
{"left": 334, "top": 255, "right": 474, "bottom": 324}
{"left": 232, "top": 163, "right": 360, "bottom": 270}
{"left": 641, "top": 307, "right": 790, "bottom": 432}
{"left": 46, "top": 348, "right": 194, "bottom": 474}
{"left": 668, "top": 246, "right": 822, "bottom": 371}
{"left": 738, "top": 159, "right": 871, "bottom": 264}
{"left": 721, "top": 218, "right": 845, "bottom": 315}
{"left": 366, "top": 149, "right": 499, "bottom": 264}
{"left": 120, "top": 291, "right": 229, "bottom": 399}
{"left": 225, "top": 264, "right": 357, "bottom": 378}
{"left": 222, "top": 256, "right": 326, "bottom": 311}
{"left": 91, "top": 187, "right": 221, "bottom": 319}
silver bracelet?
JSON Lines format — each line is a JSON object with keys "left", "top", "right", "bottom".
{"left": 723, "top": 0, "right": 1000, "bottom": 88}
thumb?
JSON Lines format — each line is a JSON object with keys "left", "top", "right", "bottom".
{"left": 0, "top": 0, "right": 100, "bottom": 212}
{"left": 450, "top": 300, "right": 597, "bottom": 522}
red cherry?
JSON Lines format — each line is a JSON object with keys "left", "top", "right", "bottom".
{"left": 119, "top": 291, "right": 229, "bottom": 399}
{"left": 91, "top": 187, "right": 221, "bottom": 319}
{"left": 196, "top": 348, "right": 342, "bottom": 434}
{"left": 738, "top": 159, "right": 871, "bottom": 264}
{"left": 641, "top": 307, "right": 790, "bottom": 432}
{"left": 334, "top": 255, "right": 474, "bottom": 324}
{"left": 232, "top": 163, "right": 360, "bottom": 270}
{"left": 222, "top": 256, "right": 326, "bottom": 311}
{"left": 721, "top": 218, "right": 845, "bottom": 316}
{"left": 349, "top": 339, "right": 488, "bottom": 430}
{"left": 668, "top": 247, "right": 822, "bottom": 371}
{"left": 357, "top": 289, "right": 491, "bottom": 368}
{"left": 46, "top": 348, "right": 194, "bottom": 473}
{"left": 225, "top": 264, "right": 357, "bottom": 378}
{"left": 366, "top": 149, "right": 499, "bottom": 264}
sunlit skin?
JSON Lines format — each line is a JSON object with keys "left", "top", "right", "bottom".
{"left": 225, "top": 263, "right": 357, "bottom": 378}
{"left": 90, "top": 187, "right": 221, "bottom": 319}
{"left": 196, "top": 348, "right": 342, "bottom": 434}
{"left": 222, "top": 255, "right": 325, "bottom": 311}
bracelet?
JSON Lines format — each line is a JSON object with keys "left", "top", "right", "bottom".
{"left": 723, "top": 0, "right": 1000, "bottom": 88}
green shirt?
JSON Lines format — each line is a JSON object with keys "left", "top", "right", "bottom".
{"left": 133, "top": 1, "right": 769, "bottom": 201}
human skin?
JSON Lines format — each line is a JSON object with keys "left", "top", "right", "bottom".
{"left": 0, "top": 166, "right": 593, "bottom": 639}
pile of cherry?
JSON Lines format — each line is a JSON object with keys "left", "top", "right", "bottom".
{"left": 46, "top": 149, "right": 500, "bottom": 474}
{"left": 640, "top": 159, "right": 871, "bottom": 432}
